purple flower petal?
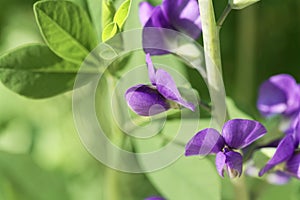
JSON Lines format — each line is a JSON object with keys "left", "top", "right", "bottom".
{"left": 162, "top": 0, "right": 201, "bottom": 39}
{"left": 215, "top": 151, "right": 243, "bottom": 178}
{"left": 171, "top": 18, "right": 202, "bottom": 39}
{"left": 140, "top": 0, "right": 201, "bottom": 55}
{"left": 142, "top": 28, "right": 172, "bottom": 55}
{"left": 144, "top": 6, "right": 171, "bottom": 29}
{"left": 125, "top": 84, "right": 170, "bottom": 116}
{"left": 257, "top": 74, "right": 300, "bottom": 117}
{"left": 185, "top": 128, "right": 225, "bottom": 156}
{"left": 259, "top": 135, "right": 295, "bottom": 176}
{"left": 146, "top": 53, "right": 156, "bottom": 85}
{"left": 224, "top": 151, "right": 243, "bottom": 178}
{"left": 286, "top": 153, "right": 300, "bottom": 178}
{"left": 222, "top": 119, "right": 267, "bottom": 149}
{"left": 215, "top": 151, "right": 226, "bottom": 177}
{"left": 145, "top": 196, "right": 166, "bottom": 200}
{"left": 139, "top": 2, "right": 155, "bottom": 26}
{"left": 266, "top": 171, "right": 291, "bottom": 185}
{"left": 155, "top": 69, "right": 195, "bottom": 111}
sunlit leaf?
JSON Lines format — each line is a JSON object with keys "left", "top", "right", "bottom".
{"left": 102, "top": 22, "right": 119, "bottom": 42}
{"left": 34, "top": 0, "right": 98, "bottom": 64}
{"left": 226, "top": 97, "right": 253, "bottom": 120}
{"left": 102, "top": 0, "right": 116, "bottom": 30}
{"left": 113, "top": 0, "right": 132, "bottom": 29}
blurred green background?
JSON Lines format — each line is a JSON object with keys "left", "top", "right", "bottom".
{"left": 0, "top": 0, "right": 300, "bottom": 199}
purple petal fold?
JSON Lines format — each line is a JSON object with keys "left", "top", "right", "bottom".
{"left": 215, "top": 151, "right": 243, "bottom": 178}
{"left": 224, "top": 151, "right": 243, "bottom": 178}
{"left": 259, "top": 135, "right": 295, "bottom": 176}
{"left": 146, "top": 53, "right": 156, "bottom": 85}
{"left": 286, "top": 153, "right": 300, "bottom": 178}
{"left": 155, "top": 69, "right": 195, "bottom": 111}
{"left": 125, "top": 84, "right": 170, "bottom": 116}
{"left": 185, "top": 128, "right": 225, "bottom": 156}
{"left": 222, "top": 119, "right": 267, "bottom": 149}
{"left": 215, "top": 151, "right": 226, "bottom": 177}
{"left": 139, "top": 2, "right": 155, "bottom": 26}
{"left": 257, "top": 74, "right": 300, "bottom": 117}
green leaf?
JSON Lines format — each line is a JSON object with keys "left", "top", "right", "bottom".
{"left": 0, "top": 151, "right": 70, "bottom": 200}
{"left": 102, "top": 0, "right": 116, "bottom": 30}
{"left": 226, "top": 97, "right": 253, "bottom": 120}
{"left": 103, "top": 168, "right": 160, "bottom": 200}
{"left": 34, "top": 0, "right": 98, "bottom": 64}
{"left": 146, "top": 157, "right": 221, "bottom": 200}
{"left": 87, "top": 0, "right": 103, "bottom": 41}
{"left": 113, "top": 0, "right": 132, "bottom": 29}
{"left": 133, "top": 118, "right": 220, "bottom": 200}
{"left": 102, "top": 22, "right": 119, "bottom": 42}
{"left": 0, "top": 44, "right": 80, "bottom": 98}
{"left": 256, "top": 180, "right": 300, "bottom": 200}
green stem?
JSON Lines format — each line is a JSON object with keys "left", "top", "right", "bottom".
{"left": 217, "top": 4, "right": 232, "bottom": 29}
{"left": 231, "top": 174, "right": 249, "bottom": 200}
{"left": 198, "top": 0, "right": 222, "bottom": 72}
{"left": 198, "top": 0, "right": 226, "bottom": 130}
{"left": 198, "top": 1, "right": 249, "bottom": 199}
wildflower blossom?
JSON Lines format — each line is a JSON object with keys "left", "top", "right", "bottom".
{"left": 125, "top": 54, "right": 194, "bottom": 116}
{"left": 185, "top": 119, "right": 267, "bottom": 178}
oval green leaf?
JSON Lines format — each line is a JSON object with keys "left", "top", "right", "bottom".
{"left": 113, "top": 0, "right": 132, "bottom": 29}
{"left": 34, "top": 0, "right": 98, "bottom": 64}
{"left": 147, "top": 157, "right": 220, "bottom": 200}
{"left": 102, "top": 0, "right": 116, "bottom": 30}
{"left": 102, "top": 22, "right": 119, "bottom": 42}
{"left": 0, "top": 44, "right": 80, "bottom": 98}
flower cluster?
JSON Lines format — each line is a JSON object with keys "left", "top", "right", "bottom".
{"left": 185, "top": 119, "right": 267, "bottom": 178}
{"left": 126, "top": 0, "right": 300, "bottom": 188}
{"left": 257, "top": 74, "right": 300, "bottom": 180}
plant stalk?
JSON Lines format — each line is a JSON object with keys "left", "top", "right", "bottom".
{"left": 198, "top": 1, "right": 249, "bottom": 199}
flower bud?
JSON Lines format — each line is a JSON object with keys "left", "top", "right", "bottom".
{"left": 229, "top": 0, "right": 260, "bottom": 10}
{"left": 125, "top": 85, "right": 170, "bottom": 116}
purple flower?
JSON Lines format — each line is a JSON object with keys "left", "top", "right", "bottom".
{"left": 139, "top": 0, "right": 201, "bottom": 55}
{"left": 266, "top": 171, "right": 291, "bottom": 185}
{"left": 257, "top": 74, "right": 300, "bottom": 117}
{"left": 285, "top": 152, "right": 300, "bottom": 178}
{"left": 259, "top": 114, "right": 300, "bottom": 177}
{"left": 145, "top": 196, "right": 166, "bottom": 200}
{"left": 258, "top": 135, "right": 296, "bottom": 176}
{"left": 139, "top": 0, "right": 201, "bottom": 39}
{"left": 185, "top": 119, "right": 267, "bottom": 178}
{"left": 125, "top": 54, "right": 195, "bottom": 116}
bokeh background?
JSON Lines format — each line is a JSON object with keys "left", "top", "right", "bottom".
{"left": 0, "top": 0, "right": 300, "bottom": 199}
